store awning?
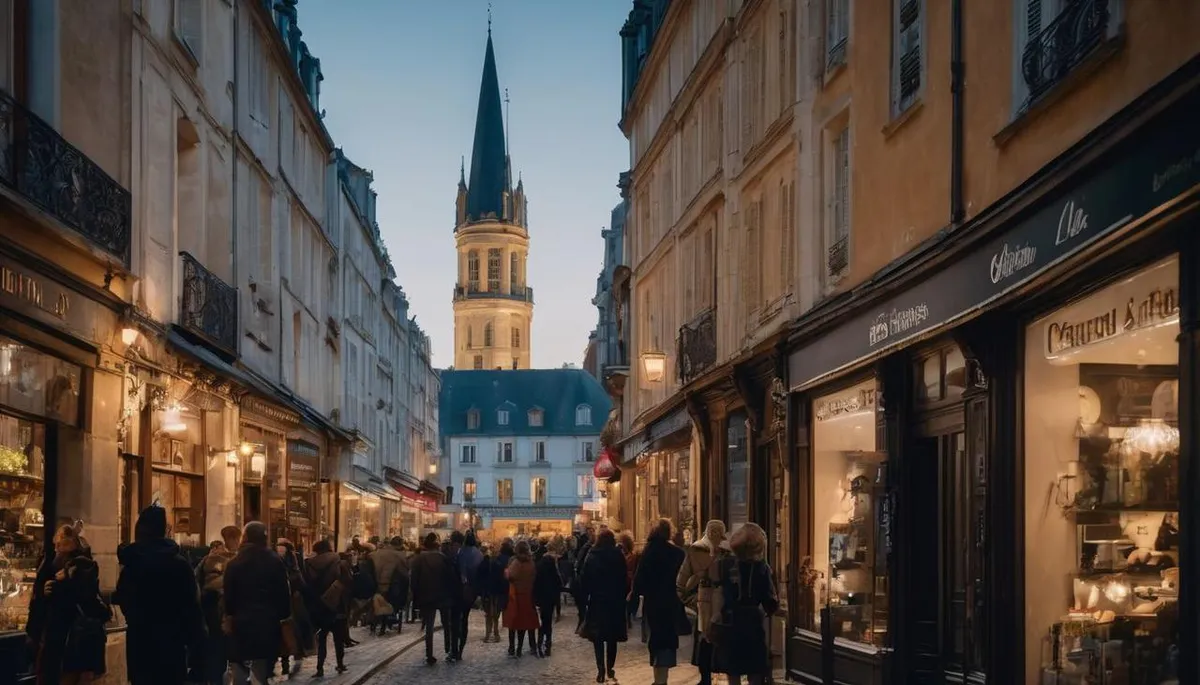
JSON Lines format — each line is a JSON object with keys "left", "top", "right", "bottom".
{"left": 419, "top": 479, "right": 444, "bottom": 499}
{"left": 365, "top": 482, "right": 401, "bottom": 502}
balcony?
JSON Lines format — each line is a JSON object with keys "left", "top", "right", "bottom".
{"left": 0, "top": 88, "right": 132, "bottom": 265}
{"left": 827, "top": 235, "right": 849, "bottom": 278}
{"left": 453, "top": 284, "right": 535, "bottom": 304}
{"left": 180, "top": 251, "right": 239, "bottom": 356}
{"left": 677, "top": 308, "right": 717, "bottom": 385}
{"left": 1021, "top": 0, "right": 1111, "bottom": 109}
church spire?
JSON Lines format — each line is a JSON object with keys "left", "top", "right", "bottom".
{"left": 464, "top": 24, "right": 509, "bottom": 223}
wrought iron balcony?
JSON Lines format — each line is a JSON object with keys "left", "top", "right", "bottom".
{"left": 677, "top": 307, "right": 717, "bottom": 385}
{"left": 0, "top": 88, "right": 132, "bottom": 265}
{"left": 180, "top": 252, "right": 239, "bottom": 356}
{"left": 827, "top": 235, "right": 849, "bottom": 278}
{"left": 453, "top": 284, "right": 535, "bottom": 304}
{"left": 1021, "top": 0, "right": 1110, "bottom": 108}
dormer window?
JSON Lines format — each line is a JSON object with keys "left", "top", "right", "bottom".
{"left": 467, "top": 409, "right": 480, "bottom": 430}
{"left": 575, "top": 404, "right": 592, "bottom": 426}
{"left": 528, "top": 409, "right": 544, "bottom": 428}
{"left": 497, "top": 409, "right": 510, "bottom": 426}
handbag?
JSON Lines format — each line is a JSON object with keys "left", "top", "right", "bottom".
{"left": 279, "top": 617, "right": 299, "bottom": 657}
{"left": 318, "top": 562, "right": 346, "bottom": 613}
{"left": 371, "top": 592, "right": 394, "bottom": 617}
{"left": 64, "top": 603, "right": 108, "bottom": 667}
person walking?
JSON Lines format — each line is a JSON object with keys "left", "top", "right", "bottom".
{"left": 366, "top": 536, "right": 408, "bottom": 636}
{"left": 709, "top": 523, "right": 779, "bottom": 685}
{"left": 223, "top": 521, "right": 294, "bottom": 685}
{"left": 410, "top": 533, "right": 456, "bottom": 665}
{"left": 194, "top": 526, "right": 240, "bottom": 684}
{"left": 502, "top": 540, "right": 539, "bottom": 657}
{"left": 275, "top": 539, "right": 313, "bottom": 678}
{"left": 113, "top": 506, "right": 205, "bottom": 685}
{"left": 533, "top": 535, "right": 564, "bottom": 656}
{"left": 677, "top": 519, "right": 728, "bottom": 685}
{"left": 27, "top": 523, "right": 111, "bottom": 684}
{"left": 573, "top": 526, "right": 597, "bottom": 629}
{"left": 455, "top": 530, "right": 485, "bottom": 656}
{"left": 633, "top": 519, "right": 688, "bottom": 685}
{"left": 304, "top": 539, "right": 352, "bottom": 677}
{"left": 579, "top": 529, "right": 628, "bottom": 683}
{"left": 483, "top": 538, "right": 513, "bottom": 643}
{"left": 617, "top": 532, "right": 639, "bottom": 632}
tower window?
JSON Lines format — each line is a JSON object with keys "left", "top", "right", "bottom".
{"left": 484, "top": 322, "right": 494, "bottom": 347}
{"left": 467, "top": 250, "right": 480, "bottom": 291}
{"left": 467, "top": 326, "right": 473, "bottom": 348}
{"left": 487, "top": 248, "right": 501, "bottom": 291}
{"left": 511, "top": 327, "right": 521, "bottom": 348}
{"left": 575, "top": 404, "right": 592, "bottom": 426}
{"left": 473, "top": 355, "right": 483, "bottom": 369}
{"left": 510, "top": 251, "right": 519, "bottom": 291}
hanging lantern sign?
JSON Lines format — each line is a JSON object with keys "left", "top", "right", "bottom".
{"left": 594, "top": 447, "right": 619, "bottom": 481}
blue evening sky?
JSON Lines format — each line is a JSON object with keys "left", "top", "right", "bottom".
{"left": 300, "top": 1, "right": 630, "bottom": 368}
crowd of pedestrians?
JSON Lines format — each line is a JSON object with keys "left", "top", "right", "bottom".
{"left": 23, "top": 506, "right": 779, "bottom": 685}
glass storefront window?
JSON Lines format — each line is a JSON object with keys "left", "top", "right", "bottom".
{"left": 0, "top": 412, "right": 45, "bottom": 634}
{"left": 150, "top": 410, "right": 204, "bottom": 550}
{"left": 811, "top": 379, "right": 887, "bottom": 648}
{"left": 726, "top": 412, "right": 748, "bottom": 531}
{"left": 0, "top": 339, "right": 81, "bottom": 427}
{"left": 1025, "top": 256, "right": 1180, "bottom": 684}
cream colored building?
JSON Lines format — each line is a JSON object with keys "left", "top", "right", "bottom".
{"left": 452, "top": 27, "right": 533, "bottom": 371}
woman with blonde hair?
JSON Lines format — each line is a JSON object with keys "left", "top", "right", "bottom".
{"left": 709, "top": 523, "right": 778, "bottom": 685}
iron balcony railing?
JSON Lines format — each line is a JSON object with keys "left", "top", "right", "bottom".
{"left": 453, "top": 285, "right": 535, "bottom": 304}
{"left": 827, "top": 235, "right": 849, "bottom": 278}
{"left": 677, "top": 307, "right": 717, "bottom": 385}
{"left": 0, "top": 88, "right": 132, "bottom": 265}
{"left": 1021, "top": 0, "right": 1110, "bottom": 108}
{"left": 180, "top": 251, "right": 239, "bottom": 355}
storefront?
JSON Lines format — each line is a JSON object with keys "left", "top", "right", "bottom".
{"left": 479, "top": 507, "right": 578, "bottom": 542}
{"left": 783, "top": 77, "right": 1200, "bottom": 685}
{"left": 624, "top": 406, "right": 694, "bottom": 544}
{"left": 338, "top": 481, "right": 381, "bottom": 545}
{"left": 386, "top": 471, "right": 440, "bottom": 542}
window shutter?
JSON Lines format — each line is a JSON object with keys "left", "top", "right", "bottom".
{"left": 176, "top": 0, "right": 203, "bottom": 61}
{"left": 747, "top": 201, "right": 761, "bottom": 309}
{"left": 810, "top": 0, "right": 827, "bottom": 78}
{"left": 896, "top": 0, "right": 922, "bottom": 110}
{"left": 781, "top": 181, "right": 795, "bottom": 292}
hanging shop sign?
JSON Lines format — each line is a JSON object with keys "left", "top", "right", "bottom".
{"left": 0, "top": 254, "right": 111, "bottom": 344}
{"left": 789, "top": 89, "right": 1200, "bottom": 390}
{"left": 594, "top": 447, "right": 619, "bottom": 480}
{"left": 287, "top": 486, "right": 312, "bottom": 525}
{"left": 287, "top": 440, "right": 320, "bottom": 487}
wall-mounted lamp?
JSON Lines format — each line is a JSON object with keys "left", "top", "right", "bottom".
{"left": 250, "top": 452, "right": 266, "bottom": 475}
{"left": 640, "top": 350, "right": 667, "bottom": 383}
{"left": 429, "top": 462, "right": 438, "bottom": 475}
{"left": 160, "top": 404, "right": 186, "bottom": 433}
{"left": 121, "top": 326, "right": 140, "bottom": 347}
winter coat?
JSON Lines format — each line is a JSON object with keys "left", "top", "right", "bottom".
{"left": 486, "top": 550, "right": 513, "bottom": 604}
{"left": 304, "top": 551, "right": 354, "bottom": 626}
{"left": 368, "top": 545, "right": 407, "bottom": 596}
{"left": 677, "top": 537, "right": 728, "bottom": 632}
{"left": 195, "top": 549, "right": 234, "bottom": 642}
{"left": 223, "top": 544, "right": 293, "bottom": 662}
{"left": 28, "top": 550, "right": 112, "bottom": 680}
{"left": 579, "top": 545, "right": 628, "bottom": 643}
{"left": 532, "top": 553, "right": 563, "bottom": 608}
{"left": 503, "top": 556, "right": 539, "bottom": 631}
{"left": 409, "top": 549, "right": 455, "bottom": 610}
{"left": 711, "top": 556, "right": 779, "bottom": 677}
{"left": 458, "top": 545, "right": 486, "bottom": 600}
{"left": 114, "top": 538, "right": 205, "bottom": 685}
{"left": 633, "top": 538, "right": 687, "bottom": 654}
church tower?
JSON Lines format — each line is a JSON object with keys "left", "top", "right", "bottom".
{"left": 453, "top": 23, "right": 532, "bottom": 371}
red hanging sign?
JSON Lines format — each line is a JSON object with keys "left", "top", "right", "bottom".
{"left": 594, "top": 448, "right": 618, "bottom": 480}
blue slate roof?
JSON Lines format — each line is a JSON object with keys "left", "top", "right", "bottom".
{"left": 440, "top": 369, "right": 611, "bottom": 437}
{"left": 465, "top": 30, "right": 510, "bottom": 223}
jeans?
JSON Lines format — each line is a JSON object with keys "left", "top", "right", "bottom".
{"left": 316, "top": 618, "right": 349, "bottom": 670}
{"left": 537, "top": 603, "right": 555, "bottom": 649}
{"left": 485, "top": 595, "right": 503, "bottom": 638}
{"left": 228, "top": 659, "right": 271, "bottom": 685}
{"left": 422, "top": 606, "right": 453, "bottom": 658}
{"left": 457, "top": 604, "right": 473, "bottom": 655}
{"left": 592, "top": 639, "right": 617, "bottom": 675}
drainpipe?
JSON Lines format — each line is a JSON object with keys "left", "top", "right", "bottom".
{"left": 232, "top": 0, "right": 240, "bottom": 303}
{"left": 950, "top": 0, "right": 965, "bottom": 225}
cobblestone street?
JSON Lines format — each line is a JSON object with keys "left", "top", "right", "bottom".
{"left": 361, "top": 611, "right": 703, "bottom": 685}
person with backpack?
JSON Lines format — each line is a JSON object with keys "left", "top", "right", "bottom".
{"left": 304, "top": 539, "right": 352, "bottom": 677}
{"left": 365, "top": 537, "right": 407, "bottom": 636}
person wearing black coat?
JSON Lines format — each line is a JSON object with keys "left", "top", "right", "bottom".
{"left": 573, "top": 527, "right": 596, "bottom": 629}
{"left": 304, "top": 539, "right": 353, "bottom": 677}
{"left": 409, "top": 533, "right": 457, "bottom": 664}
{"left": 710, "top": 523, "right": 779, "bottom": 684}
{"left": 532, "top": 535, "right": 564, "bottom": 656}
{"left": 113, "top": 506, "right": 205, "bottom": 685}
{"left": 632, "top": 519, "right": 688, "bottom": 685}
{"left": 483, "top": 539, "right": 513, "bottom": 643}
{"left": 223, "top": 521, "right": 293, "bottom": 684}
{"left": 579, "top": 529, "right": 627, "bottom": 683}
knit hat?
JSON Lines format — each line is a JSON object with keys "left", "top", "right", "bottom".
{"left": 135, "top": 506, "right": 167, "bottom": 540}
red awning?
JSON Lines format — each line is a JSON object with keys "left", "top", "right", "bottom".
{"left": 387, "top": 479, "right": 440, "bottom": 513}
{"left": 594, "top": 447, "right": 620, "bottom": 482}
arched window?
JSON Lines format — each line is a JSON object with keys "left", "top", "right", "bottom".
{"left": 484, "top": 322, "right": 494, "bottom": 347}
{"left": 487, "top": 248, "right": 501, "bottom": 290}
{"left": 467, "top": 250, "right": 480, "bottom": 290}
{"left": 511, "top": 326, "right": 521, "bottom": 349}
{"left": 472, "top": 355, "right": 483, "bottom": 369}
{"left": 575, "top": 404, "right": 592, "bottom": 426}
{"left": 510, "top": 251, "right": 520, "bottom": 291}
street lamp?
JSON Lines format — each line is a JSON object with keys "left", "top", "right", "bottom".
{"left": 640, "top": 350, "right": 667, "bottom": 383}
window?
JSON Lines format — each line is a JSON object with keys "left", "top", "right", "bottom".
{"left": 247, "top": 28, "right": 268, "bottom": 124}
{"left": 467, "top": 250, "right": 480, "bottom": 290}
{"left": 581, "top": 441, "right": 595, "bottom": 462}
{"left": 1014, "top": 0, "right": 1116, "bottom": 113}
{"left": 575, "top": 404, "right": 592, "bottom": 426}
{"left": 534, "top": 441, "right": 546, "bottom": 462}
{"left": 1022, "top": 255, "right": 1180, "bottom": 684}
{"left": 577, "top": 475, "right": 595, "bottom": 498}
{"left": 484, "top": 322, "right": 494, "bottom": 347}
{"left": 466, "top": 409, "right": 480, "bottom": 430}
{"left": 827, "top": 126, "right": 851, "bottom": 283}
{"left": 512, "top": 358, "right": 519, "bottom": 370}
{"left": 497, "top": 479, "right": 513, "bottom": 504}
{"left": 473, "top": 355, "right": 484, "bottom": 370}
{"left": 531, "top": 477, "right": 547, "bottom": 505}
{"left": 510, "top": 251, "right": 519, "bottom": 289}
{"left": 511, "top": 327, "right": 521, "bottom": 348}
{"left": 497, "top": 441, "right": 513, "bottom": 463}
{"left": 826, "top": 0, "right": 849, "bottom": 70}
{"left": 467, "top": 326, "right": 473, "bottom": 348}
{"left": 462, "top": 478, "right": 476, "bottom": 502}
{"left": 892, "top": 0, "right": 923, "bottom": 114}
{"left": 528, "top": 409, "right": 544, "bottom": 427}
{"left": 742, "top": 198, "right": 763, "bottom": 309}
{"left": 173, "top": 0, "right": 203, "bottom": 63}
{"left": 781, "top": 180, "right": 796, "bottom": 294}
{"left": 497, "top": 409, "right": 509, "bottom": 426}
{"left": 487, "top": 248, "right": 501, "bottom": 291}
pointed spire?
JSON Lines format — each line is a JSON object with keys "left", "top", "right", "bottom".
{"left": 465, "top": 23, "right": 509, "bottom": 222}
{"left": 459, "top": 156, "right": 467, "bottom": 189}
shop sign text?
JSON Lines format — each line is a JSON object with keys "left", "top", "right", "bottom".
{"left": 815, "top": 387, "right": 877, "bottom": 422}
{"left": 868, "top": 304, "right": 930, "bottom": 347}
{"left": 1046, "top": 285, "right": 1179, "bottom": 356}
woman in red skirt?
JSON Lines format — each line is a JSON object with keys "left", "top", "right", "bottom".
{"left": 503, "top": 540, "right": 540, "bottom": 657}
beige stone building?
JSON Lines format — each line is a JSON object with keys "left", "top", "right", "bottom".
{"left": 452, "top": 28, "right": 533, "bottom": 371}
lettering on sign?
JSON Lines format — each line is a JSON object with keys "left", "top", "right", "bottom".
{"left": 814, "top": 387, "right": 877, "bottom": 422}
{"left": 868, "top": 304, "right": 930, "bottom": 347}
{"left": 1151, "top": 145, "right": 1200, "bottom": 193}
{"left": 1055, "top": 200, "right": 1089, "bottom": 247}
{"left": 0, "top": 265, "right": 70, "bottom": 319}
{"left": 989, "top": 241, "right": 1037, "bottom": 284}
{"left": 1046, "top": 286, "right": 1179, "bottom": 356}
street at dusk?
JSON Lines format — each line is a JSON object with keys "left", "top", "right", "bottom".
{"left": 0, "top": 0, "right": 1197, "bottom": 684}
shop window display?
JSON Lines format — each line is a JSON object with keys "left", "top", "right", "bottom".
{"left": 810, "top": 379, "right": 888, "bottom": 649}
{"left": 0, "top": 413, "right": 45, "bottom": 633}
{"left": 150, "top": 410, "right": 205, "bottom": 549}
{"left": 1025, "top": 256, "right": 1180, "bottom": 684}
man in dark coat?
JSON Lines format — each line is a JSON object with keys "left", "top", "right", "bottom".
{"left": 113, "top": 506, "right": 205, "bottom": 685}
{"left": 409, "top": 532, "right": 456, "bottom": 665}
{"left": 224, "top": 521, "right": 293, "bottom": 684}
{"left": 580, "top": 529, "right": 628, "bottom": 682}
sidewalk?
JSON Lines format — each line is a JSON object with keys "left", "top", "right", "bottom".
{"left": 284, "top": 623, "right": 432, "bottom": 685}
